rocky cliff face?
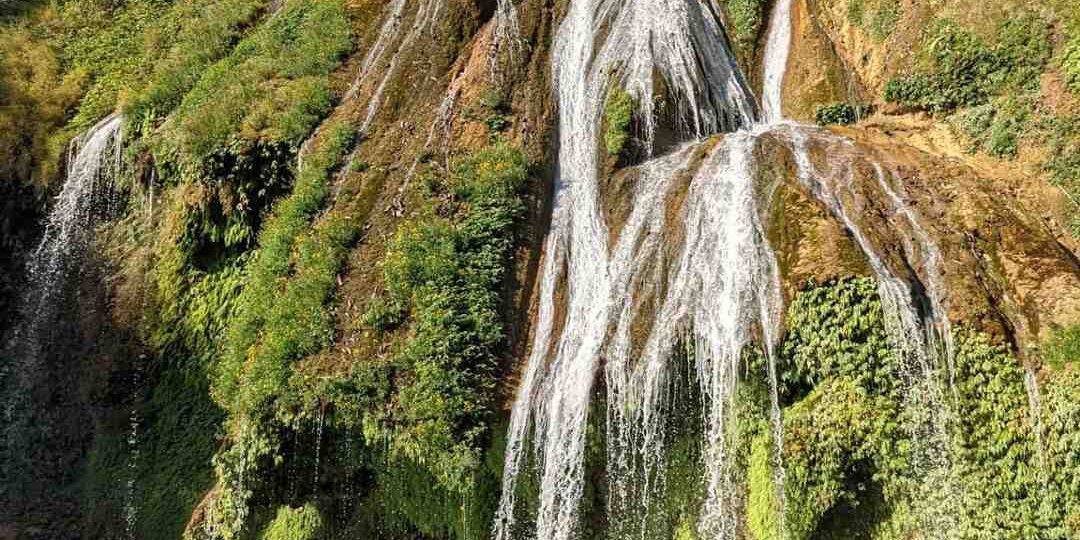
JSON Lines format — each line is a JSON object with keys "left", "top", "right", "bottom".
{"left": 1, "top": 0, "right": 1079, "bottom": 539}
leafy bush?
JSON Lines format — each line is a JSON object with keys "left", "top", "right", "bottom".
{"left": 814, "top": 102, "right": 867, "bottom": 125}
{"left": 155, "top": 0, "right": 351, "bottom": 181}
{"left": 1064, "top": 37, "right": 1080, "bottom": 95}
{"left": 260, "top": 504, "right": 322, "bottom": 540}
{"left": 950, "top": 329, "right": 1045, "bottom": 538}
{"left": 604, "top": 88, "right": 635, "bottom": 157}
{"left": 952, "top": 96, "right": 1031, "bottom": 158}
{"left": 364, "top": 142, "right": 528, "bottom": 492}
{"left": 884, "top": 15, "right": 1051, "bottom": 114}
{"left": 781, "top": 277, "right": 898, "bottom": 398}
{"left": 0, "top": 28, "right": 84, "bottom": 186}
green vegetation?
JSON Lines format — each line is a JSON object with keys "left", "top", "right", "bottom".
{"left": 952, "top": 96, "right": 1031, "bottom": 158}
{"left": 1045, "top": 325, "right": 1080, "bottom": 369}
{"left": 749, "top": 278, "right": 1080, "bottom": 539}
{"left": 814, "top": 102, "right": 867, "bottom": 126}
{"left": 363, "top": 142, "right": 528, "bottom": 491}
{"left": 604, "top": 88, "right": 635, "bottom": 157}
{"left": 152, "top": 0, "right": 351, "bottom": 182}
{"left": 1064, "top": 37, "right": 1080, "bottom": 94}
{"left": 1042, "top": 114, "right": 1080, "bottom": 237}
{"left": 199, "top": 123, "right": 355, "bottom": 538}
{"left": 883, "top": 10, "right": 1080, "bottom": 237}
{"left": 721, "top": 0, "right": 766, "bottom": 50}
{"left": 781, "top": 278, "right": 897, "bottom": 397}
{"left": 214, "top": 123, "right": 356, "bottom": 414}
{"left": 884, "top": 15, "right": 1050, "bottom": 113}
{"left": 847, "top": 0, "right": 899, "bottom": 41}
{"left": 260, "top": 505, "right": 322, "bottom": 540}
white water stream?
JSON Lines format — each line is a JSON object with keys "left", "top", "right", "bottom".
{"left": 492, "top": 0, "right": 967, "bottom": 535}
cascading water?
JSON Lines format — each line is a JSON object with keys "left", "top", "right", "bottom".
{"left": 761, "top": 0, "right": 793, "bottom": 123}
{"left": 780, "top": 125, "right": 960, "bottom": 535}
{"left": 495, "top": 0, "right": 968, "bottom": 536}
{"left": 1, "top": 112, "right": 125, "bottom": 510}
{"left": 493, "top": 0, "right": 758, "bottom": 538}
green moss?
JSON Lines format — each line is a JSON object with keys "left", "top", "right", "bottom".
{"left": 603, "top": 88, "right": 635, "bottom": 157}
{"left": 722, "top": 0, "right": 766, "bottom": 49}
{"left": 260, "top": 504, "right": 322, "bottom": 540}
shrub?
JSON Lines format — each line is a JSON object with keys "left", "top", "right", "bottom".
{"left": 364, "top": 142, "right": 528, "bottom": 492}
{"left": 1064, "top": 37, "right": 1080, "bottom": 95}
{"left": 781, "top": 277, "right": 898, "bottom": 398}
{"left": 952, "top": 96, "right": 1031, "bottom": 159}
{"left": 1044, "top": 325, "right": 1080, "bottom": 369}
{"left": 604, "top": 88, "right": 635, "bottom": 157}
{"left": 156, "top": 0, "right": 351, "bottom": 181}
{"left": 260, "top": 504, "right": 322, "bottom": 540}
{"left": 884, "top": 15, "right": 1050, "bottom": 114}
{"left": 814, "top": 102, "right": 866, "bottom": 125}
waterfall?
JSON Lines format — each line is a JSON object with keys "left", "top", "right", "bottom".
{"left": 780, "top": 125, "right": 960, "bottom": 536}
{"left": 2, "top": 112, "right": 124, "bottom": 511}
{"left": 491, "top": 0, "right": 521, "bottom": 76}
{"left": 1023, "top": 365, "right": 1047, "bottom": 474}
{"left": 5, "top": 113, "right": 124, "bottom": 377}
{"left": 761, "top": 0, "right": 793, "bottom": 123}
{"left": 493, "top": 0, "right": 756, "bottom": 538}
{"left": 494, "top": 0, "right": 965, "bottom": 536}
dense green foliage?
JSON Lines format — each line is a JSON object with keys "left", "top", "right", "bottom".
{"left": 151, "top": 0, "right": 351, "bottom": 181}
{"left": 1064, "top": 37, "right": 1080, "bottom": 94}
{"left": 1045, "top": 325, "right": 1080, "bottom": 369}
{"left": 215, "top": 123, "right": 356, "bottom": 415}
{"left": 260, "top": 505, "right": 323, "bottom": 540}
{"left": 203, "top": 123, "right": 356, "bottom": 538}
{"left": 720, "top": 0, "right": 765, "bottom": 50}
{"left": 364, "top": 142, "right": 528, "bottom": 492}
{"left": 815, "top": 102, "right": 857, "bottom": 126}
{"left": 746, "top": 278, "right": 1080, "bottom": 540}
{"left": 603, "top": 88, "right": 635, "bottom": 157}
{"left": 884, "top": 15, "right": 1051, "bottom": 113}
